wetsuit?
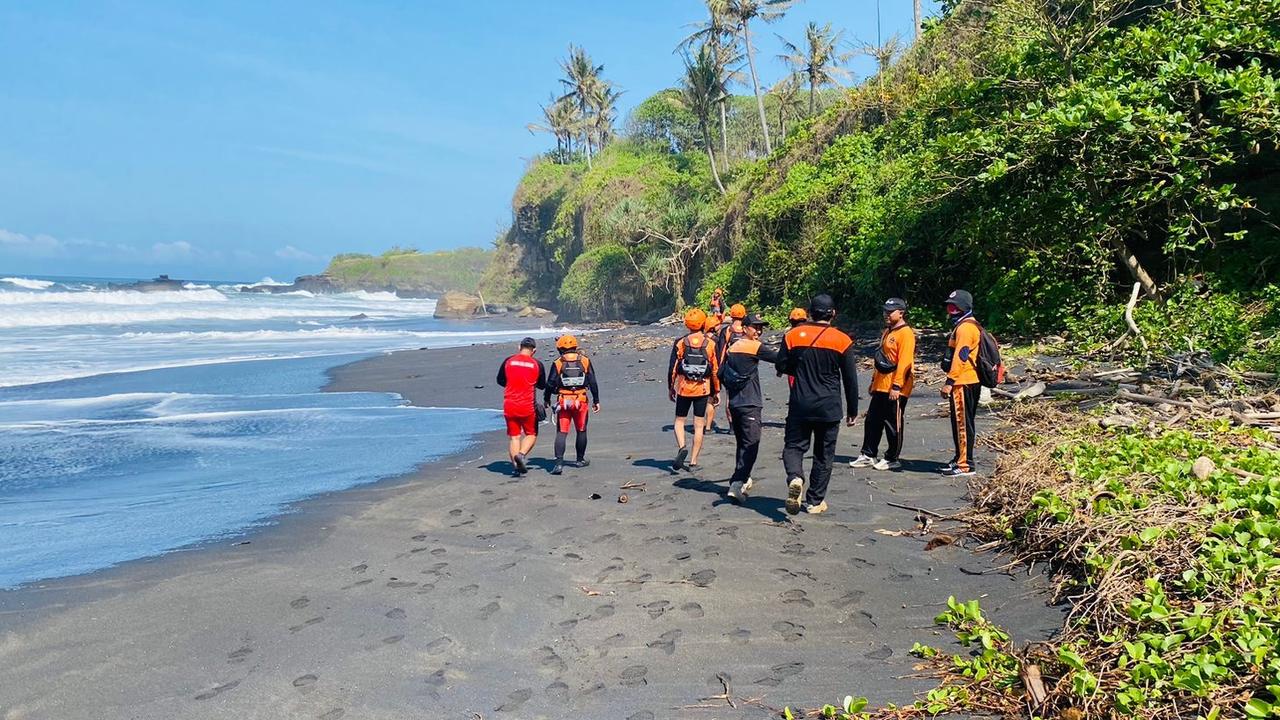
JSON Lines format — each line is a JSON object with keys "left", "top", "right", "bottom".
{"left": 497, "top": 353, "right": 546, "bottom": 437}
{"left": 718, "top": 337, "right": 780, "bottom": 484}
{"left": 775, "top": 322, "right": 859, "bottom": 506}
{"left": 544, "top": 351, "right": 600, "bottom": 463}
{"left": 668, "top": 331, "right": 720, "bottom": 418}
{"left": 943, "top": 315, "right": 982, "bottom": 472}
{"left": 860, "top": 323, "right": 916, "bottom": 462}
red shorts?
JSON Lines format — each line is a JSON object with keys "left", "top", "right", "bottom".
{"left": 556, "top": 401, "right": 590, "bottom": 433}
{"left": 504, "top": 414, "right": 537, "bottom": 437}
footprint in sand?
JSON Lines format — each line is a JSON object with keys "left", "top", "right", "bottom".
{"left": 479, "top": 601, "right": 501, "bottom": 620}
{"left": 620, "top": 573, "right": 653, "bottom": 593}
{"left": 289, "top": 617, "right": 324, "bottom": 633}
{"left": 888, "top": 571, "right": 913, "bottom": 582}
{"left": 537, "top": 646, "right": 568, "bottom": 672}
{"left": 317, "top": 709, "right": 345, "bottom": 720}
{"left": 680, "top": 602, "right": 704, "bottom": 618}
{"left": 688, "top": 569, "right": 717, "bottom": 587}
{"left": 425, "top": 669, "right": 448, "bottom": 688}
{"left": 458, "top": 584, "right": 479, "bottom": 596}
{"left": 642, "top": 600, "right": 671, "bottom": 619}
{"left": 627, "top": 712, "right": 656, "bottom": 720}
{"left": 194, "top": 680, "right": 240, "bottom": 700}
{"left": 594, "top": 532, "right": 620, "bottom": 543}
{"left": 596, "top": 633, "right": 626, "bottom": 658}
{"left": 701, "top": 545, "right": 720, "bottom": 559}
{"left": 500, "top": 517, "right": 516, "bottom": 526}
{"left": 715, "top": 526, "right": 738, "bottom": 539}
{"left": 755, "top": 661, "right": 805, "bottom": 687}
{"left": 558, "top": 618, "right": 579, "bottom": 630}
{"left": 386, "top": 580, "right": 416, "bottom": 589}
{"left": 546, "top": 594, "right": 566, "bottom": 607}
{"left": 341, "top": 578, "right": 373, "bottom": 590}
{"left": 646, "top": 629, "right": 682, "bottom": 655}
{"left": 226, "top": 646, "right": 253, "bottom": 664}
{"left": 351, "top": 563, "right": 368, "bottom": 574}
{"left": 588, "top": 603, "right": 616, "bottom": 621}
{"left": 578, "top": 681, "right": 606, "bottom": 697}
{"left": 412, "top": 533, "right": 430, "bottom": 541}
{"left": 726, "top": 628, "right": 751, "bottom": 644}
{"left": 425, "top": 636, "right": 454, "bottom": 655}
{"left": 293, "top": 674, "right": 318, "bottom": 688}
{"left": 865, "top": 645, "right": 893, "bottom": 660}
{"left": 385, "top": 608, "right": 406, "bottom": 620}
{"left": 671, "top": 552, "right": 691, "bottom": 562}
{"left": 430, "top": 547, "right": 448, "bottom": 556}
{"left": 290, "top": 596, "right": 310, "bottom": 610}
{"left": 781, "top": 542, "right": 814, "bottom": 557}
{"left": 771, "top": 621, "right": 804, "bottom": 642}
{"left": 496, "top": 688, "right": 533, "bottom": 713}
{"left": 619, "top": 665, "right": 649, "bottom": 687}
{"left": 830, "top": 590, "right": 866, "bottom": 609}
{"left": 545, "top": 679, "right": 569, "bottom": 700}
{"left": 381, "top": 635, "right": 405, "bottom": 645}
{"left": 780, "top": 589, "right": 815, "bottom": 608}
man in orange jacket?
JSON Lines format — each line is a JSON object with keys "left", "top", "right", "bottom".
{"left": 940, "top": 289, "right": 981, "bottom": 477}
{"left": 850, "top": 298, "right": 915, "bottom": 471}
{"left": 668, "top": 308, "right": 720, "bottom": 471}
{"left": 544, "top": 334, "right": 600, "bottom": 475}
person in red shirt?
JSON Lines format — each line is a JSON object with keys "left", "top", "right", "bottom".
{"left": 496, "top": 337, "right": 547, "bottom": 476}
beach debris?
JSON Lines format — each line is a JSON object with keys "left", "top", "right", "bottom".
{"left": 620, "top": 481, "right": 646, "bottom": 490}
{"left": 874, "top": 529, "right": 914, "bottom": 537}
{"left": 1191, "top": 455, "right": 1215, "bottom": 480}
{"left": 578, "top": 585, "right": 602, "bottom": 596}
{"left": 472, "top": 385, "right": 485, "bottom": 389}
{"left": 588, "top": 492, "right": 602, "bottom": 500}
{"left": 924, "top": 534, "right": 958, "bottom": 551}
{"left": 618, "top": 494, "right": 629, "bottom": 503}
{"left": 1020, "top": 663, "right": 1048, "bottom": 707}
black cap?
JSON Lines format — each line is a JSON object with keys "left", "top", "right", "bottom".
{"left": 882, "top": 297, "right": 907, "bottom": 313}
{"left": 809, "top": 293, "right": 835, "bottom": 318}
{"left": 519, "top": 337, "right": 537, "bottom": 349}
{"left": 944, "top": 289, "right": 973, "bottom": 313}
{"left": 745, "top": 313, "right": 767, "bottom": 327}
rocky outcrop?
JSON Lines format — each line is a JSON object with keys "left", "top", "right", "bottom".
{"left": 433, "top": 291, "right": 483, "bottom": 319}
{"left": 107, "top": 275, "right": 185, "bottom": 292}
{"left": 516, "top": 305, "right": 556, "bottom": 319}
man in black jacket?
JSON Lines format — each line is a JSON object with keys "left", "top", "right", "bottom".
{"left": 718, "top": 313, "right": 780, "bottom": 504}
{"left": 775, "top": 295, "right": 860, "bottom": 515}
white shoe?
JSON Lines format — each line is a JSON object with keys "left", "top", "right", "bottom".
{"left": 873, "top": 458, "right": 902, "bottom": 471}
{"left": 727, "top": 481, "right": 744, "bottom": 503}
{"left": 804, "top": 500, "right": 829, "bottom": 514}
{"left": 741, "top": 477, "right": 755, "bottom": 497}
{"left": 785, "top": 477, "right": 804, "bottom": 515}
{"left": 849, "top": 454, "right": 876, "bottom": 468}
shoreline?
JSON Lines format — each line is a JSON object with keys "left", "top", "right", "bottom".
{"left": 0, "top": 327, "right": 1064, "bottom": 719}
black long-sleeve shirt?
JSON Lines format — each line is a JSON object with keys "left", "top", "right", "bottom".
{"left": 718, "top": 337, "right": 780, "bottom": 410}
{"left": 543, "top": 351, "right": 600, "bottom": 405}
{"left": 775, "top": 321, "right": 859, "bottom": 422}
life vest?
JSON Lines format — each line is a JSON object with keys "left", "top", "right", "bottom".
{"left": 720, "top": 322, "right": 747, "bottom": 361}
{"left": 679, "top": 334, "right": 710, "bottom": 381}
{"left": 556, "top": 354, "right": 589, "bottom": 391}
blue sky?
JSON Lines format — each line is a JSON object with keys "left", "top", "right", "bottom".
{"left": 0, "top": 0, "right": 935, "bottom": 281}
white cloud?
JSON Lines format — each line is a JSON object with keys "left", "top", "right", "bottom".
{"left": 151, "top": 240, "right": 196, "bottom": 261}
{"left": 0, "top": 228, "right": 67, "bottom": 257}
{"left": 275, "top": 245, "right": 320, "bottom": 262}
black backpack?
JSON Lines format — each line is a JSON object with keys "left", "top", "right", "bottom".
{"left": 680, "top": 335, "right": 711, "bottom": 381}
{"left": 965, "top": 319, "right": 1005, "bottom": 388}
{"left": 558, "top": 355, "right": 587, "bottom": 389}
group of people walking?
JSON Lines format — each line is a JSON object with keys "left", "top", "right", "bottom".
{"left": 497, "top": 288, "right": 994, "bottom": 517}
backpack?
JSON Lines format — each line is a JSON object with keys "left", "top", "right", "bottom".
{"left": 557, "top": 355, "right": 587, "bottom": 389}
{"left": 963, "top": 319, "right": 1005, "bottom": 388}
{"left": 679, "top": 334, "right": 710, "bottom": 381}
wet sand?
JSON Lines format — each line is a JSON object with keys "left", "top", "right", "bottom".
{"left": 0, "top": 327, "right": 1061, "bottom": 719}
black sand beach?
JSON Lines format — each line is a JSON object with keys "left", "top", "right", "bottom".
{"left": 0, "top": 328, "right": 1062, "bottom": 719}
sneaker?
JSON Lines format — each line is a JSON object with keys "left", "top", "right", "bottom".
{"left": 941, "top": 466, "right": 975, "bottom": 477}
{"left": 727, "top": 481, "right": 744, "bottom": 503}
{"left": 514, "top": 453, "right": 528, "bottom": 474}
{"left": 940, "top": 461, "right": 957, "bottom": 474}
{"left": 804, "top": 500, "right": 829, "bottom": 514}
{"left": 575, "top": 458, "right": 590, "bottom": 468}
{"left": 785, "top": 477, "right": 804, "bottom": 515}
{"left": 873, "top": 458, "right": 902, "bottom": 471}
{"left": 551, "top": 460, "right": 563, "bottom": 475}
{"left": 673, "top": 446, "right": 688, "bottom": 471}
{"left": 849, "top": 454, "right": 876, "bottom": 468}
{"left": 741, "top": 477, "right": 755, "bottom": 497}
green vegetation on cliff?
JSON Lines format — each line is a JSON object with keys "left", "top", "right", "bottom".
{"left": 325, "top": 247, "right": 491, "bottom": 294}
{"left": 492, "top": 0, "right": 1279, "bottom": 368}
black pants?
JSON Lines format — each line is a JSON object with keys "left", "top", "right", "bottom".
{"left": 783, "top": 417, "right": 840, "bottom": 505}
{"left": 949, "top": 384, "right": 980, "bottom": 472}
{"left": 730, "top": 405, "right": 762, "bottom": 484}
{"left": 861, "top": 392, "right": 909, "bottom": 462}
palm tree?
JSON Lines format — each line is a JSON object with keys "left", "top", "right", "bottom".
{"left": 527, "top": 95, "right": 580, "bottom": 163}
{"left": 778, "top": 22, "right": 855, "bottom": 116}
{"left": 559, "top": 45, "right": 604, "bottom": 168}
{"left": 678, "top": 2, "right": 743, "bottom": 170}
{"left": 859, "top": 33, "right": 902, "bottom": 90}
{"left": 679, "top": 45, "right": 727, "bottom": 194}
{"left": 770, "top": 75, "right": 804, "bottom": 137}
{"left": 709, "top": 0, "right": 794, "bottom": 156}
{"left": 587, "top": 81, "right": 621, "bottom": 156}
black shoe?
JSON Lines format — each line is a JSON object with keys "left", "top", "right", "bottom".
{"left": 551, "top": 460, "right": 563, "bottom": 475}
{"left": 688, "top": 463, "right": 701, "bottom": 472}
{"left": 673, "top": 446, "right": 688, "bottom": 471}
{"left": 514, "top": 453, "right": 528, "bottom": 474}
{"left": 575, "top": 458, "right": 590, "bottom": 468}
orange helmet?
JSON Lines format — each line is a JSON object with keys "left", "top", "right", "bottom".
{"left": 555, "top": 334, "right": 579, "bottom": 351}
{"left": 703, "top": 314, "right": 720, "bottom": 332}
{"left": 683, "top": 307, "right": 707, "bottom": 331}
{"left": 729, "top": 303, "right": 747, "bottom": 320}
{"left": 788, "top": 307, "right": 808, "bottom": 322}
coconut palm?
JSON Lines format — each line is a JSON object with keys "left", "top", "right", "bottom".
{"left": 779, "top": 22, "right": 855, "bottom": 116}
{"left": 770, "top": 75, "right": 804, "bottom": 137}
{"left": 586, "top": 81, "right": 621, "bottom": 155}
{"left": 709, "top": 0, "right": 794, "bottom": 155}
{"left": 527, "top": 95, "right": 580, "bottom": 163}
{"left": 679, "top": 45, "right": 727, "bottom": 194}
{"left": 860, "top": 33, "right": 903, "bottom": 89}
{"left": 678, "top": 2, "right": 744, "bottom": 169}
{"left": 559, "top": 45, "right": 605, "bottom": 168}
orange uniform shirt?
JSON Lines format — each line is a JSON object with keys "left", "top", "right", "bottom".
{"left": 946, "top": 319, "right": 982, "bottom": 386}
{"left": 870, "top": 324, "right": 916, "bottom": 396}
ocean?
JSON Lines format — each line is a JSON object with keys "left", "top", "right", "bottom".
{"left": 0, "top": 276, "right": 556, "bottom": 589}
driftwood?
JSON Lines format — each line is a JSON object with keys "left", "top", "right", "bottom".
{"left": 1116, "top": 391, "right": 1194, "bottom": 408}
